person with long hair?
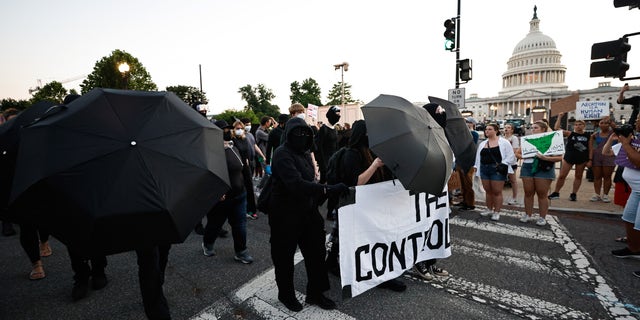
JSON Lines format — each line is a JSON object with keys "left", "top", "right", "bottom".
{"left": 503, "top": 123, "right": 521, "bottom": 205}
{"left": 589, "top": 116, "right": 616, "bottom": 203}
{"left": 474, "top": 123, "right": 516, "bottom": 221}
{"left": 517, "top": 121, "right": 563, "bottom": 226}
{"left": 548, "top": 113, "right": 590, "bottom": 201}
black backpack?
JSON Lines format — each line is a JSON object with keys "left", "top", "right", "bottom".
{"left": 326, "top": 147, "right": 349, "bottom": 184}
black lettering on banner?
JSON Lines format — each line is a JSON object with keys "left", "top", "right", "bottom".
{"left": 372, "top": 243, "right": 388, "bottom": 277}
{"left": 355, "top": 245, "right": 372, "bottom": 281}
{"left": 444, "top": 218, "right": 451, "bottom": 249}
{"left": 414, "top": 192, "right": 421, "bottom": 222}
{"left": 388, "top": 238, "right": 407, "bottom": 272}
{"left": 427, "top": 220, "right": 443, "bottom": 249}
{"left": 407, "top": 232, "right": 422, "bottom": 265}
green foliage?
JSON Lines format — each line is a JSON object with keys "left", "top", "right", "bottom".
{"left": 326, "top": 81, "right": 354, "bottom": 106}
{"left": 30, "top": 81, "right": 67, "bottom": 104}
{"left": 166, "top": 85, "right": 208, "bottom": 106}
{"left": 0, "top": 98, "right": 31, "bottom": 112}
{"left": 80, "top": 49, "right": 157, "bottom": 93}
{"left": 215, "top": 109, "right": 259, "bottom": 125}
{"left": 238, "top": 84, "right": 280, "bottom": 118}
{"left": 290, "top": 78, "right": 322, "bottom": 107}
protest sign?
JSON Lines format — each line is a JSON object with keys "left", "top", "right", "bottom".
{"left": 575, "top": 101, "right": 608, "bottom": 120}
{"left": 338, "top": 180, "right": 451, "bottom": 298}
{"left": 520, "top": 130, "right": 565, "bottom": 158}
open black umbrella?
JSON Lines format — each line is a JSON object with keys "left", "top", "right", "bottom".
{"left": 0, "top": 101, "right": 56, "bottom": 214}
{"left": 428, "top": 96, "right": 477, "bottom": 173}
{"left": 8, "top": 88, "right": 230, "bottom": 256}
{"left": 362, "top": 94, "right": 453, "bottom": 195}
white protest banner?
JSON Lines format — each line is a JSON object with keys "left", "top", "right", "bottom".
{"left": 520, "top": 130, "right": 565, "bottom": 158}
{"left": 306, "top": 103, "right": 318, "bottom": 120}
{"left": 575, "top": 101, "right": 608, "bottom": 120}
{"left": 338, "top": 180, "right": 451, "bottom": 298}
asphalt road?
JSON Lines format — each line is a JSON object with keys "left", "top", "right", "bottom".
{"left": 1, "top": 197, "right": 639, "bottom": 319}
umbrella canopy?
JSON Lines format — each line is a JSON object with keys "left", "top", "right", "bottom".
{"left": 8, "top": 88, "right": 230, "bottom": 256}
{"left": 428, "top": 96, "right": 477, "bottom": 173}
{"left": 0, "top": 101, "right": 57, "bottom": 212}
{"left": 362, "top": 94, "right": 453, "bottom": 195}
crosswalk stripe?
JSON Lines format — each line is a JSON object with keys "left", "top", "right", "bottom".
{"left": 450, "top": 215, "right": 557, "bottom": 242}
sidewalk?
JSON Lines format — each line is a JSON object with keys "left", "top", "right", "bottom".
{"left": 473, "top": 166, "right": 624, "bottom": 217}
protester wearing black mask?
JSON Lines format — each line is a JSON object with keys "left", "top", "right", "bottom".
{"left": 269, "top": 117, "right": 348, "bottom": 312}
{"left": 316, "top": 106, "right": 341, "bottom": 220}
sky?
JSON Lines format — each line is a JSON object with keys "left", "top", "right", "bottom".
{"left": 1, "top": 1, "right": 639, "bottom": 115}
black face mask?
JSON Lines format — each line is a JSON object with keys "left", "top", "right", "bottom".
{"left": 327, "top": 112, "right": 341, "bottom": 125}
{"left": 223, "top": 131, "right": 232, "bottom": 141}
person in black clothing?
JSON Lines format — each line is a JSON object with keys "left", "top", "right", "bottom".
{"left": 316, "top": 106, "right": 342, "bottom": 220}
{"left": 266, "top": 114, "right": 289, "bottom": 165}
{"left": 136, "top": 244, "right": 172, "bottom": 320}
{"left": 618, "top": 83, "right": 640, "bottom": 127}
{"left": 68, "top": 248, "right": 108, "bottom": 301}
{"left": 325, "top": 120, "right": 407, "bottom": 292}
{"left": 269, "top": 117, "right": 347, "bottom": 312}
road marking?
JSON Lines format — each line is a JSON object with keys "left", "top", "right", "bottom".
{"left": 191, "top": 238, "right": 355, "bottom": 320}
{"left": 450, "top": 215, "right": 557, "bottom": 242}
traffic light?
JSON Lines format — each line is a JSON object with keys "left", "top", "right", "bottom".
{"left": 443, "top": 19, "right": 456, "bottom": 51}
{"left": 459, "top": 59, "right": 472, "bottom": 81}
{"left": 590, "top": 37, "right": 631, "bottom": 79}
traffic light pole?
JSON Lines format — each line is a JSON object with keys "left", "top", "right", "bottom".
{"left": 455, "top": 0, "right": 461, "bottom": 89}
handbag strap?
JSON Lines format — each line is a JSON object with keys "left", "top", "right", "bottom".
{"left": 486, "top": 140, "right": 501, "bottom": 165}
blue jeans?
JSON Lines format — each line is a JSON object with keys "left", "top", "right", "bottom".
{"left": 203, "top": 192, "right": 247, "bottom": 253}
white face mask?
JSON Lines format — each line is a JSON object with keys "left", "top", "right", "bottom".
{"left": 296, "top": 113, "right": 306, "bottom": 120}
{"left": 235, "top": 129, "right": 244, "bottom": 136}
{"left": 244, "top": 125, "right": 251, "bottom": 132}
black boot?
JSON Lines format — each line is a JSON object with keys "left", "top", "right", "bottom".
{"left": 305, "top": 293, "right": 336, "bottom": 310}
{"left": 2, "top": 221, "right": 16, "bottom": 236}
{"left": 326, "top": 249, "right": 340, "bottom": 277}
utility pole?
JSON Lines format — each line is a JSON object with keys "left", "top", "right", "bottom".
{"left": 455, "top": 0, "right": 461, "bottom": 89}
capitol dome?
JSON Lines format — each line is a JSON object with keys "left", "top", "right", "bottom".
{"left": 499, "top": 6, "right": 567, "bottom": 96}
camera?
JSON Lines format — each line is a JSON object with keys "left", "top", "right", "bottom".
{"left": 614, "top": 124, "right": 634, "bottom": 137}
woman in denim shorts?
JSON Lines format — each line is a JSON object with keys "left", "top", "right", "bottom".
{"left": 517, "top": 121, "right": 563, "bottom": 226}
{"left": 474, "top": 123, "right": 515, "bottom": 221}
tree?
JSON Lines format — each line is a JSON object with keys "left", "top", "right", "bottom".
{"left": 0, "top": 98, "right": 31, "bottom": 112}
{"left": 238, "top": 84, "right": 280, "bottom": 118}
{"left": 80, "top": 49, "right": 157, "bottom": 93}
{"left": 166, "top": 85, "right": 208, "bottom": 106}
{"left": 214, "top": 109, "right": 259, "bottom": 126}
{"left": 31, "top": 81, "right": 67, "bottom": 104}
{"left": 326, "top": 82, "right": 355, "bottom": 106}
{"left": 290, "top": 78, "right": 322, "bottom": 107}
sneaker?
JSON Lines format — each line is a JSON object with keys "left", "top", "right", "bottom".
{"left": 479, "top": 209, "right": 492, "bottom": 217}
{"left": 633, "top": 271, "right": 640, "bottom": 278}
{"left": 569, "top": 193, "right": 577, "bottom": 201}
{"left": 507, "top": 199, "right": 520, "bottom": 205}
{"left": 428, "top": 265, "right": 449, "bottom": 277}
{"left": 491, "top": 213, "right": 500, "bottom": 221}
{"left": 202, "top": 243, "right": 216, "bottom": 256}
{"left": 536, "top": 217, "right": 547, "bottom": 226}
{"left": 457, "top": 205, "right": 476, "bottom": 211}
{"left": 413, "top": 262, "right": 434, "bottom": 280}
{"left": 548, "top": 192, "right": 560, "bottom": 200}
{"left": 602, "top": 194, "right": 611, "bottom": 203}
{"left": 71, "top": 280, "right": 89, "bottom": 301}
{"left": 519, "top": 214, "right": 531, "bottom": 223}
{"left": 590, "top": 194, "right": 601, "bottom": 202}
{"left": 91, "top": 273, "right": 108, "bottom": 290}
{"left": 611, "top": 247, "right": 640, "bottom": 259}
{"left": 247, "top": 212, "right": 258, "bottom": 220}
{"left": 234, "top": 250, "right": 254, "bottom": 264}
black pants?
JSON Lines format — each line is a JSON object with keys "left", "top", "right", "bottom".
{"left": 67, "top": 247, "right": 108, "bottom": 282}
{"left": 19, "top": 224, "right": 49, "bottom": 263}
{"left": 136, "top": 244, "right": 171, "bottom": 320}
{"left": 269, "top": 212, "right": 329, "bottom": 299}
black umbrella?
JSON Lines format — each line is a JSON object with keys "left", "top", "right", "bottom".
{"left": 0, "top": 101, "right": 57, "bottom": 214}
{"left": 428, "top": 96, "right": 477, "bottom": 173}
{"left": 8, "top": 89, "right": 230, "bottom": 256}
{"left": 362, "top": 94, "right": 453, "bottom": 195}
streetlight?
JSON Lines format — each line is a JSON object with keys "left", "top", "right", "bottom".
{"left": 118, "top": 62, "right": 130, "bottom": 90}
{"left": 333, "top": 62, "right": 349, "bottom": 108}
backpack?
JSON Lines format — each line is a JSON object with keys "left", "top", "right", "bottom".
{"left": 256, "top": 174, "right": 274, "bottom": 214}
{"left": 326, "top": 147, "right": 349, "bottom": 184}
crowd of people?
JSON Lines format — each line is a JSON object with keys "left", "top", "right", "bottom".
{"left": 3, "top": 92, "right": 640, "bottom": 318}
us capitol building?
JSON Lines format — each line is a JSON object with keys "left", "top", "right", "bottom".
{"left": 461, "top": 6, "right": 636, "bottom": 126}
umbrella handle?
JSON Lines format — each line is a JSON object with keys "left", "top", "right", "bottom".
{"left": 27, "top": 105, "right": 68, "bottom": 127}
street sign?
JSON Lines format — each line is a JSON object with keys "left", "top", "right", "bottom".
{"left": 448, "top": 88, "right": 465, "bottom": 109}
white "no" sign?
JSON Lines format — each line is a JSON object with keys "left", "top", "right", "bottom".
{"left": 448, "top": 88, "right": 465, "bottom": 109}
